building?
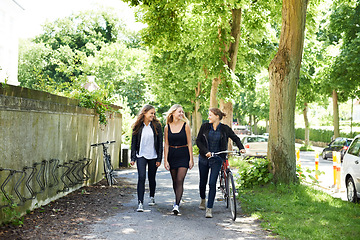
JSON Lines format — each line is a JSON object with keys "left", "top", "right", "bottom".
{"left": 0, "top": 0, "right": 23, "bottom": 86}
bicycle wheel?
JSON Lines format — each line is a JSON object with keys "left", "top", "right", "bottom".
{"left": 227, "top": 171, "right": 237, "bottom": 221}
{"left": 219, "top": 168, "right": 228, "bottom": 204}
{"left": 104, "top": 154, "right": 114, "bottom": 186}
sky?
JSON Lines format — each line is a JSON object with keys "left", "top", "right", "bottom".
{"left": 16, "top": 0, "right": 144, "bottom": 38}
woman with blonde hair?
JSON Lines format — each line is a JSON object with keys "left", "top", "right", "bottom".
{"left": 130, "top": 104, "right": 163, "bottom": 212}
{"left": 164, "top": 104, "right": 194, "bottom": 215}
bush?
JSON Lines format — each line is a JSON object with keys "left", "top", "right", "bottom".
{"left": 236, "top": 157, "right": 273, "bottom": 189}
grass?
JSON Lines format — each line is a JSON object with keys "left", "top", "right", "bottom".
{"left": 238, "top": 183, "right": 360, "bottom": 240}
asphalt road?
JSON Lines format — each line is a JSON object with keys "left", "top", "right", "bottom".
{"left": 295, "top": 145, "right": 347, "bottom": 201}
{"left": 82, "top": 160, "right": 273, "bottom": 240}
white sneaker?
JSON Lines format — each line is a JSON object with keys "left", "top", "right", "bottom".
{"left": 172, "top": 204, "right": 179, "bottom": 215}
{"left": 148, "top": 197, "right": 156, "bottom": 206}
{"left": 137, "top": 201, "right": 144, "bottom": 212}
{"left": 205, "top": 208, "right": 213, "bottom": 218}
{"left": 199, "top": 199, "right": 206, "bottom": 210}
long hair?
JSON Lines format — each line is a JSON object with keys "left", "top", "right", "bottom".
{"left": 209, "top": 108, "right": 226, "bottom": 120}
{"left": 132, "top": 104, "right": 161, "bottom": 135}
{"left": 165, "top": 104, "right": 189, "bottom": 125}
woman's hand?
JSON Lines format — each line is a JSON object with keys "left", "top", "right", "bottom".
{"left": 164, "top": 161, "right": 170, "bottom": 171}
{"left": 189, "top": 159, "right": 194, "bottom": 170}
{"left": 240, "top": 149, "right": 246, "bottom": 154}
{"left": 156, "top": 161, "right": 161, "bottom": 167}
{"left": 205, "top": 152, "right": 212, "bottom": 158}
{"left": 130, "top": 161, "right": 135, "bottom": 166}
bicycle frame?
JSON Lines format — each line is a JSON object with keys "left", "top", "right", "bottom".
{"left": 211, "top": 150, "right": 239, "bottom": 221}
{"left": 91, "top": 141, "right": 116, "bottom": 186}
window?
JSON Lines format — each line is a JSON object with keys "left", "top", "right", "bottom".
{"left": 348, "top": 138, "right": 360, "bottom": 157}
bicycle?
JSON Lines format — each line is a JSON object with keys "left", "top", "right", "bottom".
{"left": 91, "top": 141, "right": 117, "bottom": 186}
{"left": 210, "top": 150, "right": 240, "bottom": 221}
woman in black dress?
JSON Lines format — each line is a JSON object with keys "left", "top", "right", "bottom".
{"left": 164, "top": 104, "right": 194, "bottom": 215}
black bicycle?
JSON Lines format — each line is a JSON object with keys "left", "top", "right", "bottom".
{"left": 211, "top": 150, "right": 240, "bottom": 221}
{"left": 91, "top": 141, "right": 116, "bottom": 186}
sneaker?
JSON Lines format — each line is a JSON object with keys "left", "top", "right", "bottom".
{"left": 199, "top": 199, "right": 206, "bottom": 210}
{"left": 148, "top": 197, "right": 156, "bottom": 206}
{"left": 137, "top": 201, "right": 144, "bottom": 212}
{"left": 172, "top": 204, "right": 179, "bottom": 215}
{"left": 205, "top": 208, "right": 213, "bottom": 218}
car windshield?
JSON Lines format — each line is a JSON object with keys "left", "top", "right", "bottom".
{"left": 332, "top": 138, "right": 347, "bottom": 146}
{"left": 348, "top": 138, "right": 360, "bottom": 157}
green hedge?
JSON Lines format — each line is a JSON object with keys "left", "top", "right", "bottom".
{"left": 295, "top": 128, "right": 360, "bottom": 143}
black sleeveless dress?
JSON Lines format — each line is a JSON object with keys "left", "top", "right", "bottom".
{"left": 168, "top": 122, "right": 190, "bottom": 169}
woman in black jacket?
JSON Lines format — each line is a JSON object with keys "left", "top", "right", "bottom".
{"left": 196, "top": 108, "right": 245, "bottom": 218}
{"left": 130, "top": 105, "right": 163, "bottom": 212}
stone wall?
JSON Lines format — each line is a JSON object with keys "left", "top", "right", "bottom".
{"left": 0, "top": 84, "right": 122, "bottom": 223}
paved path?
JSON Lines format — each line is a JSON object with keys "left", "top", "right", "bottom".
{"left": 82, "top": 161, "right": 273, "bottom": 240}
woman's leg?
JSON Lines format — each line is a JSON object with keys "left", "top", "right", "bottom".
{"left": 207, "top": 157, "right": 222, "bottom": 208}
{"left": 198, "top": 156, "right": 209, "bottom": 200}
{"left": 170, "top": 167, "right": 188, "bottom": 206}
{"left": 147, "top": 158, "right": 158, "bottom": 198}
{"left": 136, "top": 157, "right": 147, "bottom": 203}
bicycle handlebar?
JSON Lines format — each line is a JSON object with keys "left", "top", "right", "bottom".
{"left": 210, "top": 150, "right": 241, "bottom": 158}
{"left": 91, "top": 140, "right": 116, "bottom": 147}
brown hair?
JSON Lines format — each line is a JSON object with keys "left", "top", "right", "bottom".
{"left": 209, "top": 108, "right": 226, "bottom": 120}
{"left": 132, "top": 105, "right": 161, "bottom": 135}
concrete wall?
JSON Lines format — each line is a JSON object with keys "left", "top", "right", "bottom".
{"left": 0, "top": 84, "right": 122, "bottom": 223}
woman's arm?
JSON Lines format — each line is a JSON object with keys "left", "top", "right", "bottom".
{"left": 156, "top": 124, "right": 163, "bottom": 167}
{"left": 130, "top": 131, "right": 137, "bottom": 165}
{"left": 196, "top": 123, "right": 209, "bottom": 157}
{"left": 185, "top": 123, "right": 194, "bottom": 169}
{"left": 163, "top": 125, "right": 170, "bottom": 170}
{"left": 227, "top": 126, "right": 246, "bottom": 153}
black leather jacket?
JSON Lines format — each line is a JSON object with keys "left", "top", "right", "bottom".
{"left": 196, "top": 122, "right": 244, "bottom": 159}
{"left": 130, "top": 122, "right": 163, "bottom": 163}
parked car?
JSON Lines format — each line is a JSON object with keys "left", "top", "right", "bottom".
{"left": 235, "top": 135, "right": 268, "bottom": 158}
{"left": 321, "top": 137, "right": 353, "bottom": 161}
{"left": 342, "top": 134, "right": 360, "bottom": 202}
{"left": 232, "top": 125, "right": 251, "bottom": 135}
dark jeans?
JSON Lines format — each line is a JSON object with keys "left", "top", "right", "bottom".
{"left": 198, "top": 155, "right": 222, "bottom": 208}
{"left": 136, "top": 157, "right": 158, "bottom": 203}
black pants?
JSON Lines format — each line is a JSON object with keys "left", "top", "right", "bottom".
{"left": 136, "top": 157, "right": 158, "bottom": 203}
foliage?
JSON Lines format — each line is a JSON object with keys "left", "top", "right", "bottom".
{"left": 192, "top": 145, "right": 199, "bottom": 156}
{"left": 238, "top": 183, "right": 360, "bottom": 239}
{"left": 0, "top": 194, "right": 24, "bottom": 226}
{"left": 317, "top": 0, "right": 360, "bottom": 101}
{"left": 236, "top": 157, "right": 273, "bottom": 189}
{"left": 126, "top": 0, "right": 282, "bottom": 119}
{"left": 72, "top": 89, "right": 116, "bottom": 125}
{"left": 296, "top": 127, "right": 360, "bottom": 142}
{"left": 299, "top": 144, "right": 314, "bottom": 151}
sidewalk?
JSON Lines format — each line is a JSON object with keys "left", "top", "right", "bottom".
{"left": 82, "top": 161, "right": 274, "bottom": 240}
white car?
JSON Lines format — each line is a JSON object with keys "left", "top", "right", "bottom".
{"left": 342, "top": 134, "right": 360, "bottom": 202}
{"left": 237, "top": 135, "right": 268, "bottom": 158}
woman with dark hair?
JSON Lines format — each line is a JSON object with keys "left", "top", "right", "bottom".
{"left": 130, "top": 104, "right": 163, "bottom": 212}
{"left": 196, "top": 108, "right": 245, "bottom": 218}
{"left": 164, "top": 104, "right": 194, "bottom": 215}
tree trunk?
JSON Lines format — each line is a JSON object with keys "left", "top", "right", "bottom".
{"left": 268, "top": 0, "right": 308, "bottom": 184}
{"left": 210, "top": 77, "right": 220, "bottom": 108}
{"left": 220, "top": 99, "right": 233, "bottom": 150}
{"left": 303, "top": 102, "right": 310, "bottom": 146}
{"left": 332, "top": 90, "right": 340, "bottom": 138}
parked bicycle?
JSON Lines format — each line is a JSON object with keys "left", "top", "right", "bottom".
{"left": 210, "top": 150, "right": 240, "bottom": 221}
{"left": 91, "top": 141, "right": 117, "bottom": 186}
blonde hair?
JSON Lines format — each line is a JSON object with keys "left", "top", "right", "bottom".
{"left": 165, "top": 104, "right": 189, "bottom": 125}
